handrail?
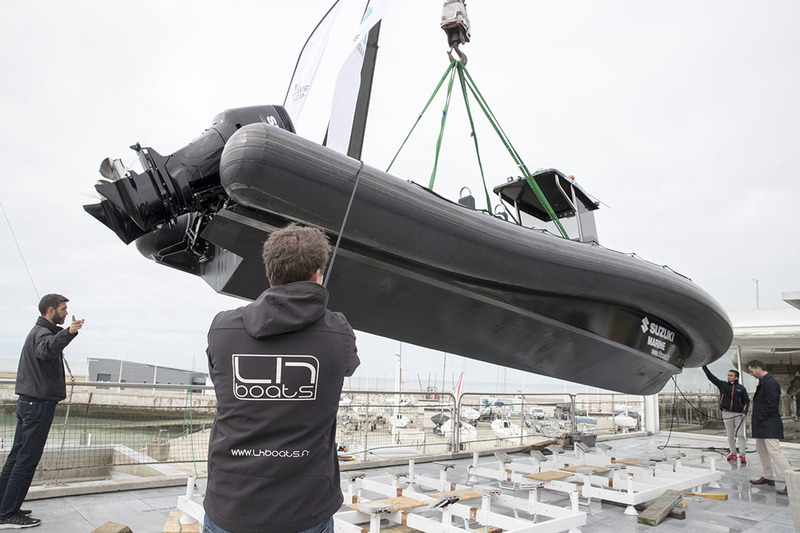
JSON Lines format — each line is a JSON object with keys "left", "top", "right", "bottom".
{"left": 0, "top": 378, "right": 212, "bottom": 391}
{"left": 0, "top": 379, "right": 747, "bottom": 483}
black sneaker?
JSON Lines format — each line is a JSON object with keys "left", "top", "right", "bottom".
{"left": 17, "top": 512, "right": 30, "bottom": 517}
{"left": 0, "top": 512, "right": 41, "bottom": 529}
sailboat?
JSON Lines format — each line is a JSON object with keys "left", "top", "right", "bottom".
{"left": 84, "top": 2, "right": 732, "bottom": 395}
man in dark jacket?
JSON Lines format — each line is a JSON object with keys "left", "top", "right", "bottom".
{"left": 0, "top": 294, "right": 84, "bottom": 528}
{"left": 747, "top": 359, "right": 792, "bottom": 495}
{"left": 702, "top": 365, "right": 749, "bottom": 462}
{"left": 204, "top": 223, "right": 360, "bottom": 533}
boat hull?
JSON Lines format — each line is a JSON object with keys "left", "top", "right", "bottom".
{"left": 201, "top": 124, "right": 732, "bottom": 395}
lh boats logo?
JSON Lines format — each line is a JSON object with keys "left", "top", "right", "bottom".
{"left": 233, "top": 354, "right": 318, "bottom": 401}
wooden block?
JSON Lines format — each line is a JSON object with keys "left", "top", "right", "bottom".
{"left": 611, "top": 458, "right": 647, "bottom": 466}
{"left": 427, "top": 488, "right": 483, "bottom": 501}
{"left": 523, "top": 470, "right": 574, "bottom": 481}
{"left": 637, "top": 489, "right": 683, "bottom": 527}
{"left": 601, "top": 499, "right": 645, "bottom": 511}
{"left": 686, "top": 492, "right": 728, "bottom": 500}
{"left": 346, "top": 496, "right": 427, "bottom": 512}
{"left": 522, "top": 439, "right": 557, "bottom": 452}
{"left": 604, "top": 499, "right": 685, "bottom": 520}
{"left": 162, "top": 511, "right": 201, "bottom": 533}
{"left": 668, "top": 508, "right": 686, "bottom": 520}
{"left": 560, "top": 464, "right": 610, "bottom": 474}
{"left": 92, "top": 523, "right": 133, "bottom": 533}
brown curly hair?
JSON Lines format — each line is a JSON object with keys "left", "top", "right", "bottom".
{"left": 262, "top": 223, "right": 331, "bottom": 287}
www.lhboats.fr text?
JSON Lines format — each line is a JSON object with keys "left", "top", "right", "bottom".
{"left": 231, "top": 448, "right": 311, "bottom": 458}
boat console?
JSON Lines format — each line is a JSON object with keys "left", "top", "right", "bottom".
{"left": 493, "top": 169, "right": 600, "bottom": 243}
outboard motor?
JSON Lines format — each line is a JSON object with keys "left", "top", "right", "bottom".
{"left": 84, "top": 105, "right": 294, "bottom": 274}
{"left": 85, "top": 105, "right": 294, "bottom": 244}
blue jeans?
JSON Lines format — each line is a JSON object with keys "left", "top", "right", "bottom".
{"left": 203, "top": 515, "right": 333, "bottom": 533}
{"left": 0, "top": 396, "right": 57, "bottom": 518}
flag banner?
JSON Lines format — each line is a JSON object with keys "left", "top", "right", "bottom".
{"left": 284, "top": 0, "right": 344, "bottom": 126}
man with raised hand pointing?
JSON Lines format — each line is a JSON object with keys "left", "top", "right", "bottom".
{"left": 0, "top": 294, "right": 83, "bottom": 529}
{"left": 702, "top": 365, "right": 749, "bottom": 463}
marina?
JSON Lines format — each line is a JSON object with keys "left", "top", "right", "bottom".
{"left": 1, "top": 1, "right": 799, "bottom": 531}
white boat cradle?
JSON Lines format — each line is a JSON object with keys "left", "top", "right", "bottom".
{"left": 465, "top": 444, "right": 721, "bottom": 517}
{"left": 335, "top": 459, "right": 586, "bottom": 533}
{"left": 175, "top": 476, "right": 205, "bottom": 528}
{"left": 173, "top": 442, "right": 721, "bottom": 529}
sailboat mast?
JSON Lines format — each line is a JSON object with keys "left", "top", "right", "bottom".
{"left": 346, "top": 21, "right": 381, "bottom": 160}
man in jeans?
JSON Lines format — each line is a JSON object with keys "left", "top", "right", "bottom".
{"left": 702, "top": 365, "right": 749, "bottom": 463}
{"left": 0, "top": 294, "right": 84, "bottom": 528}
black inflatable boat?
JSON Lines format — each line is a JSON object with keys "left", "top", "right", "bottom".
{"left": 86, "top": 105, "right": 732, "bottom": 394}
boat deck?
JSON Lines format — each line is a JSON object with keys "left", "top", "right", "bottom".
{"left": 21, "top": 432, "right": 800, "bottom": 532}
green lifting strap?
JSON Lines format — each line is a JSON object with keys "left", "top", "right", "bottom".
{"left": 430, "top": 61, "right": 458, "bottom": 189}
{"left": 455, "top": 61, "right": 492, "bottom": 215}
{"left": 459, "top": 63, "right": 568, "bottom": 238}
{"left": 386, "top": 61, "right": 456, "bottom": 173}
{"left": 387, "top": 58, "right": 568, "bottom": 238}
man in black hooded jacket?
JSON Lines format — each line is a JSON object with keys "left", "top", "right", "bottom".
{"left": 204, "top": 223, "right": 360, "bottom": 533}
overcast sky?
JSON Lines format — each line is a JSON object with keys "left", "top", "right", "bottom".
{"left": 1, "top": 1, "right": 798, "bottom": 394}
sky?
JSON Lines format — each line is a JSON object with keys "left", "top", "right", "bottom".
{"left": 1, "top": 1, "right": 798, "bottom": 395}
